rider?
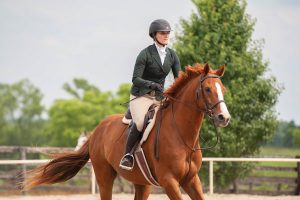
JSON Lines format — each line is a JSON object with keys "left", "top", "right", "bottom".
{"left": 119, "top": 19, "right": 181, "bottom": 170}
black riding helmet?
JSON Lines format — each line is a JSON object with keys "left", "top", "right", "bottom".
{"left": 149, "top": 19, "right": 171, "bottom": 38}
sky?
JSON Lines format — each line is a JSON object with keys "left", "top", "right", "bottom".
{"left": 0, "top": 0, "right": 300, "bottom": 124}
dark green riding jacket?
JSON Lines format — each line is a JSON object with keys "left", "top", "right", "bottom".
{"left": 130, "top": 44, "right": 181, "bottom": 100}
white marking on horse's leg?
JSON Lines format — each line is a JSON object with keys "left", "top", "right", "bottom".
{"left": 215, "top": 82, "right": 230, "bottom": 117}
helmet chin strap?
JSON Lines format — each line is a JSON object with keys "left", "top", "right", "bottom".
{"left": 154, "top": 37, "right": 167, "bottom": 47}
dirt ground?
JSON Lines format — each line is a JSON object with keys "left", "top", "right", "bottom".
{"left": 0, "top": 194, "right": 299, "bottom": 200}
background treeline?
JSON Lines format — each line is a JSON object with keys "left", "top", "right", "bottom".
{"left": 0, "top": 79, "right": 130, "bottom": 147}
{"left": 266, "top": 120, "right": 300, "bottom": 148}
{"left": 1, "top": 78, "right": 299, "bottom": 149}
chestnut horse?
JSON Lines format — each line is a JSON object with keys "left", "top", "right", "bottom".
{"left": 23, "top": 64, "right": 231, "bottom": 200}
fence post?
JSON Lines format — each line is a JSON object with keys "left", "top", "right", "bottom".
{"left": 232, "top": 179, "right": 238, "bottom": 193}
{"left": 20, "top": 147, "right": 27, "bottom": 195}
{"left": 90, "top": 164, "right": 96, "bottom": 194}
{"left": 209, "top": 160, "right": 214, "bottom": 194}
{"left": 296, "top": 155, "right": 300, "bottom": 195}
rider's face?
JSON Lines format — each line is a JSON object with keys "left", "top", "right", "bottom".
{"left": 155, "top": 31, "right": 170, "bottom": 46}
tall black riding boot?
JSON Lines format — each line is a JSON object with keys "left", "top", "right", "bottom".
{"left": 119, "top": 123, "right": 142, "bottom": 170}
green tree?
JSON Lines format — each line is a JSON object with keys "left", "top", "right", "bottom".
{"left": 0, "top": 80, "right": 46, "bottom": 146}
{"left": 173, "top": 0, "right": 281, "bottom": 188}
{"left": 47, "top": 78, "right": 130, "bottom": 146}
{"left": 268, "top": 120, "right": 300, "bottom": 148}
{"left": 291, "top": 127, "right": 300, "bottom": 148}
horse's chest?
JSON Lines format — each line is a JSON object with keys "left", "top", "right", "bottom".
{"left": 183, "top": 152, "right": 202, "bottom": 178}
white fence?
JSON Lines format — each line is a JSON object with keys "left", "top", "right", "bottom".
{"left": 1, "top": 158, "right": 300, "bottom": 195}
{"left": 202, "top": 157, "right": 300, "bottom": 194}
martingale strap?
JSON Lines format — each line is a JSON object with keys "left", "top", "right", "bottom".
{"left": 134, "top": 147, "right": 160, "bottom": 187}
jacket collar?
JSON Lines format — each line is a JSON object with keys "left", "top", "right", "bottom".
{"left": 148, "top": 44, "right": 171, "bottom": 74}
{"left": 154, "top": 42, "right": 167, "bottom": 54}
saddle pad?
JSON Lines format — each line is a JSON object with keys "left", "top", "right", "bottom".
{"left": 122, "top": 105, "right": 159, "bottom": 146}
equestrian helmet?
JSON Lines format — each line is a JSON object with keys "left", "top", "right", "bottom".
{"left": 149, "top": 19, "right": 171, "bottom": 38}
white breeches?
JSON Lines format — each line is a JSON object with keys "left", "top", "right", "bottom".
{"left": 129, "top": 94, "right": 159, "bottom": 132}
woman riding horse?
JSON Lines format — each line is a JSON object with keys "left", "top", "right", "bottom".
{"left": 22, "top": 20, "right": 231, "bottom": 200}
{"left": 23, "top": 64, "right": 231, "bottom": 200}
{"left": 119, "top": 19, "right": 181, "bottom": 170}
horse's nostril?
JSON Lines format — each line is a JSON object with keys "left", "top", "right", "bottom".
{"left": 218, "top": 114, "right": 225, "bottom": 122}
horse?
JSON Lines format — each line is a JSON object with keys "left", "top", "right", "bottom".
{"left": 23, "top": 63, "right": 231, "bottom": 200}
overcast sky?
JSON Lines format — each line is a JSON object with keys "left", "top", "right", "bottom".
{"left": 0, "top": 0, "right": 300, "bottom": 124}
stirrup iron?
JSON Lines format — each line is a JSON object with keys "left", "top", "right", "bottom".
{"left": 119, "top": 153, "right": 135, "bottom": 171}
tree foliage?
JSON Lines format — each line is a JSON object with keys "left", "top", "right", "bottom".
{"left": 267, "top": 120, "right": 300, "bottom": 148}
{"left": 173, "top": 0, "right": 281, "bottom": 188}
{"left": 0, "top": 80, "right": 46, "bottom": 146}
{"left": 46, "top": 78, "right": 130, "bottom": 146}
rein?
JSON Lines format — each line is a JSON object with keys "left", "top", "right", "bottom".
{"left": 170, "top": 102, "right": 220, "bottom": 152}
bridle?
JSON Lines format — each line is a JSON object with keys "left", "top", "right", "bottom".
{"left": 196, "top": 74, "right": 225, "bottom": 118}
{"left": 166, "top": 74, "right": 224, "bottom": 119}
{"left": 162, "top": 73, "right": 225, "bottom": 152}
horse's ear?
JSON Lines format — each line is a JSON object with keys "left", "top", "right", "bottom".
{"left": 216, "top": 65, "right": 225, "bottom": 77}
{"left": 204, "top": 63, "right": 210, "bottom": 75}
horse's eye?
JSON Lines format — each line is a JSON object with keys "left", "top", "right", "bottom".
{"left": 205, "top": 87, "right": 211, "bottom": 93}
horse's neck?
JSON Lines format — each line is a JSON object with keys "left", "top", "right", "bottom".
{"left": 168, "top": 88, "right": 205, "bottom": 148}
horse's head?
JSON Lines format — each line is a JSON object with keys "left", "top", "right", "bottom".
{"left": 195, "top": 63, "right": 231, "bottom": 127}
{"left": 165, "top": 63, "right": 231, "bottom": 127}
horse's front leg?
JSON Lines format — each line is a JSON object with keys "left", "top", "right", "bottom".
{"left": 161, "top": 177, "right": 183, "bottom": 200}
{"left": 181, "top": 174, "right": 205, "bottom": 200}
{"left": 134, "top": 184, "right": 151, "bottom": 200}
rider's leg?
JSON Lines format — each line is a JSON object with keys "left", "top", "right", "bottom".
{"left": 119, "top": 95, "right": 156, "bottom": 171}
{"left": 119, "top": 123, "right": 142, "bottom": 170}
{"left": 129, "top": 95, "right": 155, "bottom": 131}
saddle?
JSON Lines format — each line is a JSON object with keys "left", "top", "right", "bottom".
{"left": 122, "top": 104, "right": 160, "bottom": 186}
{"left": 122, "top": 104, "right": 158, "bottom": 145}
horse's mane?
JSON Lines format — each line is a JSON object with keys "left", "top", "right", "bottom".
{"left": 164, "top": 63, "right": 206, "bottom": 97}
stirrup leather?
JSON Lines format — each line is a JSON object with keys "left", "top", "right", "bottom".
{"left": 119, "top": 153, "right": 135, "bottom": 171}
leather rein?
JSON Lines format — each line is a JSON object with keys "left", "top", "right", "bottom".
{"left": 155, "top": 74, "right": 224, "bottom": 159}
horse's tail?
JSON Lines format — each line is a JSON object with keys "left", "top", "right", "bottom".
{"left": 22, "top": 137, "right": 90, "bottom": 190}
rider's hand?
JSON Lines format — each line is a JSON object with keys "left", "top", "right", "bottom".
{"left": 149, "top": 82, "right": 163, "bottom": 92}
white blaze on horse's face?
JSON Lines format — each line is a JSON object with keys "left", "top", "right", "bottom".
{"left": 215, "top": 82, "right": 231, "bottom": 127}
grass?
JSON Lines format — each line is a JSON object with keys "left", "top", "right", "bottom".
{"left": 248, "top": 146, "right": 300, "bottom": 178}
{"left": 259, "top": 147, "right": 300, "bottom": 157}
{"left": 251, "top": 167, "right": 296, "bottom": 178}
{"left": 255, "top": 146, "right": 300, "bottom": 168}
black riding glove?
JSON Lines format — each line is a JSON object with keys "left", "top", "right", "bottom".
{"left": 149, "top": 82, "right": 163, "bottom": 92}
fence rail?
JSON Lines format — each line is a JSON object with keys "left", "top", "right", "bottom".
{"left": 1, "top": 157, "right": 300, "bottom": 195}
{"left": 202, "top": 157, "right": 300, "bottom": 195}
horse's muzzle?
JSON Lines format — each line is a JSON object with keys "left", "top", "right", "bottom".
{"left": 213, "top": 113, "right": 231, "bottom": 127}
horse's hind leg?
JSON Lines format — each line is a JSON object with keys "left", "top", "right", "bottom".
{"left": 181, "top": 175, "right": 205, "bottom": 200}
{"left": 93, "top": 161, "right": 117, "bottom": 200}
{"left": 134, "top": 184, "right": 151, "bottom": 200}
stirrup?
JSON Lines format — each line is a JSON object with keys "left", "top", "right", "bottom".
{"left": 119, "top": 153, "right": 135, "bottom": 171}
